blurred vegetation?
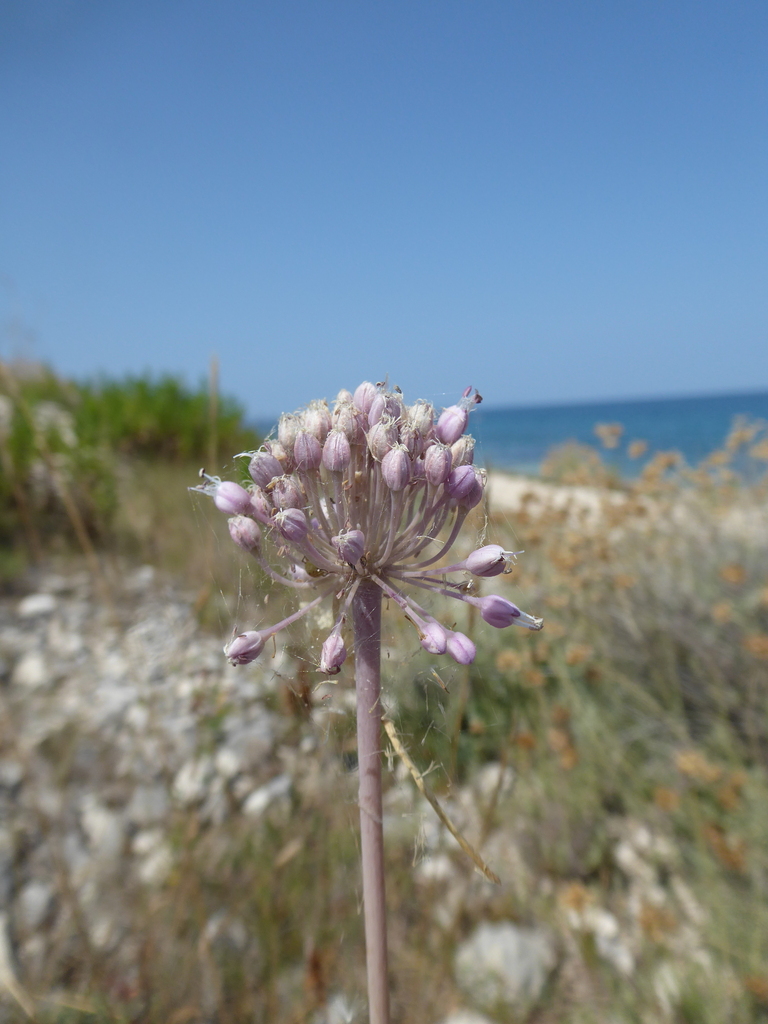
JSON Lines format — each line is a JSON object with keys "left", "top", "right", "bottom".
{"left": 3, "top": 366, "right": 768, "bottom": 1021}
{"left": 0, "top": 359, "right": 260, "bottom": 576}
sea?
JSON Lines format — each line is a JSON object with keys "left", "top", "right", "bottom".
{"left": 472, "top": 390, "right": 768, "bottom": 477}
{"left": 254, "top": 389, "right": 768, "bottom": 479}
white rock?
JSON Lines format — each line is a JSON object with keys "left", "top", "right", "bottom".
{"left": 125, "top": 703, "right": 150, "bottom": 732}
{"left": 137, "top": 844, "right": 173, "bottom": 886}
{"left": 80, "top": 796, "right": 124, "bottom": 861}
{"left": 126, "top": 785, "right": 169, "bottom": 826}
{"left": 16, "top": 881, "right": 54, "bottom": 931}
{"left": 242, "top": 774, "right": 292, "bottom": 818}
{"left": 438, "top": 1012, "right": 496, "bottom": 1024}
{"left": 414, "top": 854, "right": 456, "bottom": 883}
{"left": 11, "top": 652, "right": 48, "bottom": 689}
{"left": 0, "top": 761, "right": 23, "bottom": 790}
{"left": 595, "top": 932, "right": 635, "bottom": 976}
{"left": 172, "top": 756, "right": 214, "bottom": 805}
{"left": 473, "top": 762, "right": 515, "bottom": 799}
{"left": 454, "top": 922, "right": 557, "bottom": 1014}
{"left": 215, "top": 747, "right": 242, "bottom": 780}
{"left": 18, "top": 593, "right": 57, "bottom": 617}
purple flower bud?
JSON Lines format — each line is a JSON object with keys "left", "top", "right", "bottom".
{"left": 476, "top": 595, "right": 521, "bottom": 628}
{"left": 435, "top": 405, "right": 469, "bottom": 445}
{"left": 464, "top": 544, "right": 507, "bottom": 577}
{"left": 270, "top": 475, "right": 305, "bottom": 510}
{"left": 460, "top": 471, "right": 485, "bottom": 509}
{"left": 381, "top": 445, "right": 411, "bottom": 491}
{"left": 368, "top": 391, "right": 404, "bottom": 427}
{"left": 446, "top": 631, "right": 476, "bottom": 665}
{"left": 335, "top": 388, "right": 354, "bottom": 404}
{"left": 332, "top": 529, "right": 365, "bottom": 564}
{"left": 446, "top": 464, "right": 476, "bottom": 501}
{"left": 304, "top": 400, "right": 332, "bottom": 443}
{"left": 435, "top": 388, "right": 482, "bottom": 445}
{"left": 424, "top": 443, "right": 453, "bottom": 485}
{"left": 319, "top": 631, "right": 347, "bottom": 675}
{"left": 249, "top": 451, "right": 283, "bottom": 489}
{"left": 410, "top": 457, "right": 426, "bottom": 482}
{"left": 353, "top": 381, "right": 378, "bottom": 415}
{"left": 228, "top": 515, "right": 261, "bottom": 552}
{"left": 294, "top": 430, "right": 323, "bottom": 471}
{"left": 214, "top": 480, "right": 253, "bottom": 515}
{"left": 275, "top": 508, "right": 309, "bottom": 542}
{"left": 322, "top": 429, "right": 352, "bottom": 471}
{"left": 475, "top": 594, "right": 543, "bottom": 630}
{"left": 451, "top": 435, "right": 475, "bottom": 467}
{"left": 225, "top": 630, "right": 266, "bottom": 665}
{"left": 367, "top": 417, "right": 398, "bottom": 461}
{"left": 419, "top": 620, "right": 448, "bottom": 655}
{"left": 398, "top": 423, "right": 422, "bottom": 458}
{"left": 278, "top": 413, "right": 300, "bottom": 453}
{"left": 249, "top": 486, "right": 273, "bottom": 524}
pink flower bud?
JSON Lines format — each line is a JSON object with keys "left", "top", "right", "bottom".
{"left": 419, "top": 620, "right": 448, "bottom": 655}
{"left": 225, "top": 630, "right": 266, "bottom": 665}
{"left": 446, "top": 464, "right": 476, "bottom": 500}
{"left": 214, "top": 480, "right": 253, "bottom": 515}
{"left": 275, "top": 508, "right": 309, "bottom": 542}
{"left": 410, "top": 457, "right": 426, "bottom": 482}
{"left": 367, "top": 417, "right": 398, "bottom": 461}
{"left": 475, "top": 594, "right": 542, "bottom": 629}
{"left": 304, "top": 400, "right": 332, "bottom": 443}
{"left": 332, "top": 529, "right": 365, "bottom": 564}
{"left": 451, "top": 435, "right": 475, "bottom": 467}
{"left": 460, "top": 470, "right": 485, "bottom": 509}
{"left": 446, "top": 631, "right": 476, "bottom": 665}
{"left": 408, "top": 399, "right": 434, "bottom": 437}
{"left": 424, "top": 443, "right": 453, "bottom": 485}
{"left": 335, "top": 388, "right": 354, "bottom": 404}
{"left": 249, "top": 451, "right": 283, "bottom": 488}
{"left": 435, "top": 388, "right": 482, "bottom": 445}
{"left": 398, "top": 423, "right": 422, "bottom": 458}
{"left": 270, "top": 475, "right": 304, "bottom": 509}
{"left": 294, "top": 430, "right": 322, "bottom": 471}
{"left": 278, "top": 413, "right": 300, "bottom": 453}
{"left": 332, "top": 402, "right": 365, "bottom": 444}
{"left": 322, "top": 430, "right": 352, "bottom": 471}
{"left": 228, "top": 515, "right": 261, "bottom": 552}
{"left": 268, "top": 441, "right": 294, "bottom": 472}
{"left": 353, "top": 381, "right": 378, "bottom": 415}
{"left": 464, "top": 544, "right": 507, "bottom": 577}
{"left": 381, "top": 445, "right": 411, "bottom": 491}
{"left": 435, "top": 405, "right": 469, "bottom": 445}
{"left": 368, "top": 391, "right": 404, "bottom": 426}
{"left": 249, "top": 486, "right": 273, "bottom": 524}
{"left": 319, "top": 631, "right": 347, "bottom": 675}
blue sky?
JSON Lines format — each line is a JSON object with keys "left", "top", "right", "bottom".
{"left": 1, "top": 0, "right": 767, "bottom": 421}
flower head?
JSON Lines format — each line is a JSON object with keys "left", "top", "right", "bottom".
{"left": 192, "top": 383, "right": 542, "bottom": 671}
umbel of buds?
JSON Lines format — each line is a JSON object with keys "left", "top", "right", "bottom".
{"left": 192, "top": 383, "right": 542, "bottom": 672}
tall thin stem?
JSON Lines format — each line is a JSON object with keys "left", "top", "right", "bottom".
{"left": 353, "top": 578, "right": 390, "bottom": 1024}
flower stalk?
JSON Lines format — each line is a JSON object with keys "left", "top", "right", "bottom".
{"left": 353, "top": 579, "right": 390, "bottom": 1024}
{"left": 190, "top": 381, "right": 543, "bottom": 1019}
